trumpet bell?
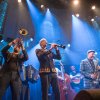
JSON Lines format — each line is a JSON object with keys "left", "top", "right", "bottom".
{"left": 19, "top": 29, "right": 28, "bottom": 36}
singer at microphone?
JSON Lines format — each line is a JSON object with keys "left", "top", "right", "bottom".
{"left": 48, "top": 43, "right": 66, "bottom": 49}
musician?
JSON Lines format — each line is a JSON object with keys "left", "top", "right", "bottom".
{"left": 0, "top": 38, "right": 28, "bottom": 100}
{"left": 35, "top": 38, "right": 61, "bottom": 100}
{"left": 80, "top": 50, "right": 100, "bottom": 89}
{"left": 56, "top": 66, "right": 76, "bottom": 100}
{"left": 69, "top": 66, "right": 82, "bottom": 92}
{"left": 70, "top": 66, "right": 77, "bottom": 78}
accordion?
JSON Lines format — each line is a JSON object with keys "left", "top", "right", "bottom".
{"left": 20, "top": 65, "right": 39, "bottom": 83}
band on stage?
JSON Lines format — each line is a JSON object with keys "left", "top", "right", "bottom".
{"left": 0, "top": 37, "right": 100, "bottom": 100}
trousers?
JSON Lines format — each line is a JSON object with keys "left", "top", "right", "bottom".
{"left": 40, "top": 73, "right": 60, "bottom": 100}
{"left": 0, "top": 71, "right": 22, "bottom": 100}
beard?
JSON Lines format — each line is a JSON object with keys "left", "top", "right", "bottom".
{"left": 14, "top": 48, "right": 19, "bottom": 53}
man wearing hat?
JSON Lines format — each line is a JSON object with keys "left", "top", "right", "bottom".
{"left": 80, "top": 50, "right": 100, "bottom": 89}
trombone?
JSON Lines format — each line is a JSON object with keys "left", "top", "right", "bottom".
{"left": 17, "top": 28, "right": 28, "bottom": 47}
{"left": 19, "top": 28, "right": 28, "bottom": 36}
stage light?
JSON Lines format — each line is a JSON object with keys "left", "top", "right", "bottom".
{"left": 95, "top": 52, "right": 97, "bottom": 55}
{"left": 76, "top": 13, "right": 79, "bottom": 17}
{"left": 47, "top": 8, "right": 50, "bottom": 12}
{"left": 41, "top": 5, "right": 44, "bottom": 8}
{"left": 91, "top": 18, "right": 94, "bottom": 22}
{"left": 30, "top": 38, "right": 33, "bottom": 41}
{"left": 73, "top": 0, "right": 79, "bottom": 6}
{"left": 18, "top": 0, "right": 21, "bottom": 3}
{"left": 91, "top": 5, "right": 96, "bottom": 10}
{"left": 67, "top": 44, "right": 70, "bottom": 48}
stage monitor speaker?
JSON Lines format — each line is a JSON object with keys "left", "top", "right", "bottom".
{"left": 74, "top": 89, "right": 100, "bottom": 100}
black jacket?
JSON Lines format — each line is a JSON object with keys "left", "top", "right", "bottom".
{"left": 1, "top": 45, "right": 28, "bottom": 72}
{"left": 36, "top": 48, "right": 61, "bottom": 74}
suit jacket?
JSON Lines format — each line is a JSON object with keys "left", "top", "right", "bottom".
{"left": 36, "top": 48, "right": 61, "bottom": 74}
{"left": 0, "top": 44, "right": 28, "bottom": 79}
{"left": 80, "top": 58, "right": 99, "bottom": 88}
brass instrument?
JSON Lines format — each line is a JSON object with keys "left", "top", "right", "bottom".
{"left": 19, "top": 28, "right": 28, "bottom": 36}
{"left": 17, "top": 28, "right": 28, "bottom": 47}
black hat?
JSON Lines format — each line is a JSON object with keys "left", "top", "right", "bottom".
{"left": 87, "top": 50, "right": 95, "bottom": 54}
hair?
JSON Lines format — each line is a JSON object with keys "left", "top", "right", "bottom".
{"left": 39, "top": 38, "right": 47, "bottom": 46}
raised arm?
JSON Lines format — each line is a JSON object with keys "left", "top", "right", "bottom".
{"left": 1, "top": 45, "right": 10, "bottom": 58}
{"left": 1, "top": 38, "right": 20, "bottom": 58}
{"left": 19, "top": 40, "right": 28, "bottom": 62}
{"left": 50, "top": 44, "right": 61, "bottom": 60}
{"left": 52, "top": 49, "right": 61, "bottom": 60}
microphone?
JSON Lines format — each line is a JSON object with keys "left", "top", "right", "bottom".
{"left": 48, "top": 43, "right": 66, "bottom": 49}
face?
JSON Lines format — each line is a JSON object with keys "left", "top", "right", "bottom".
{"left": 40, "top": 39, "right": 47, "bottom": 49}
{"left": 14, "top": 45, "right": 21, "bottom": 53}
{"left": 71, "top": 66, "right": 75, "bottom": 71}
{"left": 88, "top": 52, "right": 95, "bottom": 59}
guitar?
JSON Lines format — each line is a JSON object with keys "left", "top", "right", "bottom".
{"left": 70, "top": 73, "right": 82, "bottom": 84}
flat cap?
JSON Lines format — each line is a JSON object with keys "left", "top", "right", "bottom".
{"left": 87, "top": 50, "right": 95, "bottom": 54}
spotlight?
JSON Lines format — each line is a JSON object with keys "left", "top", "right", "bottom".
{"left": 76, "top": 13, "right": 79, "bottom": 17}
{"left": 18, "top": 0, "right": 21, "bottom": 3}
{"left": 91, "top": 18, "right": 94, "bottom": 22}
{"left": 67, "top": 44, "right": 70, "bottom": 48}
{"left": 95, "top": 52, "right": 97, "bottom": 55}
{"left": 41, "top": 5, "right": 44, "bottom": 8}
{"left": 30, "top": 38, "right": 33, "bottom": 41}
{"left": 73, "top": 0, "right": 79, "bottom": 6}
{"left": 91, "top": 5, "right": 96, "bottom": 10}
{"left": 47, "top": 8, "right": 50, "bottom": 12}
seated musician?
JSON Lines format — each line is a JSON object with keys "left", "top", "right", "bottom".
{"left": 69, "top": 66, "right": 83, "bottom": 92}
{"left": 80, "top": 50, "right": 100, "bottom": 89}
